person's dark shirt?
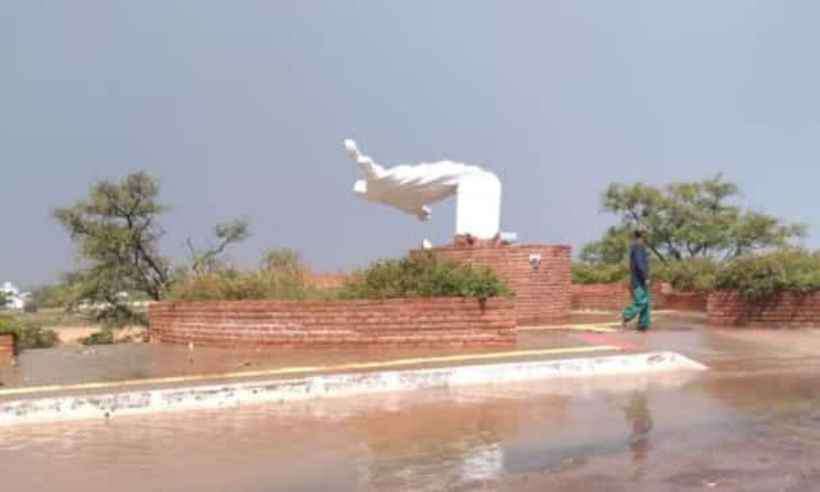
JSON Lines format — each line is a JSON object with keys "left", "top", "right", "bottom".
{"left": 630, "top": 242, "right": 650, "bottom": 289}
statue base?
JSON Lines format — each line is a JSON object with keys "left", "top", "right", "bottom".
{"left": 422, "top": 239, "right": 572, "bottom": 326}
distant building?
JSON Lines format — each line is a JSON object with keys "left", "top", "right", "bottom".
{"left": 1, "top": 282, "right": 29, "bottom": 311}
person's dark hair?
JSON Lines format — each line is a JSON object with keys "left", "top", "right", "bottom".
{"left": 633, "top": 230, "right": 644, "bottom": 239}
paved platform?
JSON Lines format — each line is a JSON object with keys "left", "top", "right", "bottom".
{"left": 9, "top": 311, "right": 820, "bottom": 490}
{"left": 0, "top": 311, "right": 702, "bottom": 402}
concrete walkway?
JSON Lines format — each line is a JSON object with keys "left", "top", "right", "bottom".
{"left": 1, "top": 311, "right": 703, "bottom": 392}
{"left": 0, "top": 311, "right": 716, "bottom": 424}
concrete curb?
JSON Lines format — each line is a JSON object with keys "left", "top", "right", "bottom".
{"left": 0, "top": 351, "right": 706, "bottom": 426}
{"left": 0, "top": 345, "right": 619, "bottom": 398}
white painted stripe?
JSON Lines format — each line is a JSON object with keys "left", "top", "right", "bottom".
{"left": 0, "top": 345, "right": 619, "bottom": 398}
{"left": 0, "top": 352, "right": 706, "bottom": 426}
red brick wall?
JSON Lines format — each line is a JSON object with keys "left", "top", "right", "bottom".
{"left": 149, "top": 297, "right": 516, "bottom": 348}
{"left": 0, "top": 334, "right": 14, "bottom": 366}
{"left": 571, "top": 283, "right": 632, "bottom": 311}
{"left": 571, "top": 283, "right": 675, "bottom": 311}
{"left": 429, "top": 244, "right": 572, "bottom": 326}
{"left": 663, "top": 291, "right": 708, "bottom": 312}
{"left": 708, "top": 290, "right": 820, "bottom": 327}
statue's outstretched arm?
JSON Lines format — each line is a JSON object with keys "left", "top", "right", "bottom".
{"left": 344, "top": 139, "right": 382, "bottom": 178}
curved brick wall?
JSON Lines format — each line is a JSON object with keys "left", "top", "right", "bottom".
{"left": 708, "top": 291, "right": 820, "bottom": 327}
{"left": 430, "top": 244, "right": 571, "bottom": 326}
{"left": 149, "top": 298, "right": 516, "bottom": 348}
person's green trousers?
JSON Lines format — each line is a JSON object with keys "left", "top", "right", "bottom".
{"left": 623, "top": 285, "right": 651, "bottom": 329}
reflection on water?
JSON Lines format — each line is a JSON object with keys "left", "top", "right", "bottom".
{"left": 4, "top": 370, "right": 820, "bottom": 491}
{"left": 623, "top": 391, "right": 653, "bottom": 480}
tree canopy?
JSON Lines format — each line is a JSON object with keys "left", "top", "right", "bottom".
{"left": 581, "top": 175, "right": 806, "bottom": 265}
{"left": 186, "top": 218, "right": 251, "bottom": 277}
{"left": 54, "top": 172, "right": 171, "bottom": 307}
{"left": 53, "top": 171, "right": 253, "bottom": 324}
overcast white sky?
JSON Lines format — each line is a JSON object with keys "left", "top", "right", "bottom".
{"left": 3, "top": 1, "right": 819, "bottom": 286}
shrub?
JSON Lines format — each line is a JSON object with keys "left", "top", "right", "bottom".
{"left": 169, "top": 268, "right": 316, "bottom": 301}
{"left": 573, "top": 257, "right": 718, "bottom": 293}
{"left": 261, "top": 248, "right": 305, "bottom": 279}
{"left": 170, "top": 248, "right": 335, "bottom": 301}
{"left": 714, "top": 249, "right": 820, "bottom": 300}
{"left": 337, "top": 252, "right": 511, "bottom": 300}
{"left": 654, "top": 258, "right": 718, "bottom": 293}
{"left": 80, "top": 329, "right": 115, "bottom": 346}
{"left": 571, "top": 262, "right": 629, "bottom": 285}
{"left": 0, "top": 315, "right": 59, "bottom": 350}
{"left": 170, "top": 251, "right": 510, "bottom": 302}
{"left": 0, "top": 316, "right": 14, "bottom": 337}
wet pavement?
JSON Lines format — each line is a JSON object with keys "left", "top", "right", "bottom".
{"left": 0, "top": 327, "right": 600, "bottom": 391}
{"left": 5, "top": 312, "right": 820, "bottom": 491}
{"left": 0, "top": 311, "right": 700, "bottom": 392}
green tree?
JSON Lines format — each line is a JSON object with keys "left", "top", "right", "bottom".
{"left": 0, "top": 290, "right": 7, "bottom": 310}
{"left": 186, "top": 218, "right": 251, "bottom": 276}
{"left": 30, "top": 280, "right": 82, "bottom": 309}
{"left": 54, "top": 172, "right": 171, "bottom": 323}
{"left": 585, "top": 175, "right": 806, "bottom": 265}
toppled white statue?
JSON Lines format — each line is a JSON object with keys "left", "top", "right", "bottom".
{"left": 344, "top": 139, "right": 502, "bottom": 239}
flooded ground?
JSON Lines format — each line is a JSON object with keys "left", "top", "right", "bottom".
{"left": 4, "top": 316, "right": 820, "bottom": 491}
{"left": 0, "top": 311, "right": 702, "bottom": 391}
{"left": 1, "top": 330, "right": 594, "bottom": 390}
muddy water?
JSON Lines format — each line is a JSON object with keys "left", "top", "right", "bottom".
{"left": 4, "top": 366, "right": 820, "bottom": 492}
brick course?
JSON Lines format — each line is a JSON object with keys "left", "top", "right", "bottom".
{"left": 0, "top": 334, "right": 14, "bottom": 366}
{"left": 708, "top": 290, "right": 820, "bottom": 327}
{"left": 571, "top": 283, "right": 631, "bottom": 311}
{"left": 429, "top": 244, "right": 572, "bottom": 326}
{"left": 149, "top": 297, "right": 516, "bottom": 348}
{"left": 570, "top": 283, "right": 710, "bottom": 312}
{"left": 663, "top": 291, "right": 708, "bottom": 312}
{"left": 571, "top": 283, "right": 666, "bottom": 311}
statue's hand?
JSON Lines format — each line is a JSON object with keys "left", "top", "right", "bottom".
{"left": 344, "top": 139, "right": 360, "bottom": 160}
{"left": 416, "top": 206, "right": 432, "bottom": 221}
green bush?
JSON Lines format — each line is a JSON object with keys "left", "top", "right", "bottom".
{"left": 261, "top": 248, "right": 305, "bottom": 278}
{"left": 654, "top": 258, "right": 718, "bottom": 293}
{"left": 0, "top": 315, "right": 59, "bottom": 350}
{"left": 715, "top": 249, "right": 820, "bottom": 300}
{"left": 170, "top": 251, "right": 510, "bottom": 302}
{"left": 169, "top": 270, "right": 305, "bottom": 301}
{"left": 573, "top": 257, "right": 718, "bottom": 293}
{"left": 571, "top": 262, "right": 629, "bottom": 285}
{"left": 80, "top": 329, "right": 115, "bottom": 346}
{"left": 337, "top": 252, "right": 511, "bottom": 300}
{"left": 168, "top": 246, "right": 327, "bottom": 301}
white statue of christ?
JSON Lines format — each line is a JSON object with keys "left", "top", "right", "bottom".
{"left": 344, "top": 139, "right": 502, "bottom": 239}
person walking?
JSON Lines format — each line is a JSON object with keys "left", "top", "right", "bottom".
{"left": 622, "top": 230, "right": 651, "bottom": 331}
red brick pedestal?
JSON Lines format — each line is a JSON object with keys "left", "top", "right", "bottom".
{"left": 428, "top": 240, "right": 572, "bottom": 326}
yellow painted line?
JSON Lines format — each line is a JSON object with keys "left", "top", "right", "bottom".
{"left": 518, "top": 323, "right": 620, "bottom": 333}
{"left": 0, "top": 345, "right": 620, "bottom": 398}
